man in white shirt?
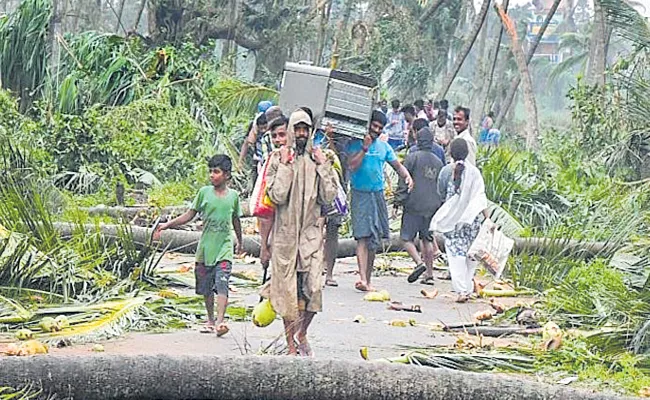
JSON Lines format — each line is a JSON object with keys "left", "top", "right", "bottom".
{"left": 452, "top": 106, "right": 477, "bottom": 166}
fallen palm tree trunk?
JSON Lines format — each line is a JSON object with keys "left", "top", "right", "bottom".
{"left": 81, "top": 203, "right": 253, "bottom": 219}
{"left": 53, "top": 223, "right": 617, "bottom": 259}
{"left": 0, "top": 355, "right": 632, "bottom": 400}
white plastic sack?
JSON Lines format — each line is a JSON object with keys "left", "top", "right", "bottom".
{"left": 468, "top": 219, "right": 514, "bottom": 279}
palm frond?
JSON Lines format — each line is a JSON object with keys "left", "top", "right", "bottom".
{"left": 548, "top": 52, "right": 588, "bottom": 85}
{"left": 210, "top": 77, "right": 278, "bottom": 118}
{"left": 29, "top": 297, "right": 148, "bottom": 343}
{"left": 384, "top": 350, "right": 534, "bottom": 373}
{"left": 0, "top": 384, "right": 45, "bottom": 400}
{"left": 600, "top": 0, "right": 650, "bottom": 48}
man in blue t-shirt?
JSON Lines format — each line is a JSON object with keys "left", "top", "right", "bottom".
{"left": 347, "top": 110, "right": 413, "bottom": 292}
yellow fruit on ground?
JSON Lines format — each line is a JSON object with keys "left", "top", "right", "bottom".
{"left": 543, "top": 321, "right": 563, "bottom": 341}
{"left": 359, "top": 347, "right": 369, "bottom": 360}
{"left": 15, "top": 329, "right": 34, "bottom": 341}
{"left": 18, "top": 340, "right": 48, "bottom": 356}
{"left": 39, "top": 317, "right": 58, "bottom": 332}
{"left": 252, "top": 299, "right": 276, "bottom": 327}
{"left": 389, "top": 319, "right": 408, "bottom": 327}
{"left": 55, "top": 315, "right": 70, "bottom": 329}
{"left": 408, "top": 319, "right": 417, "bottom": 326}
{"left": 92, "top": 344, "right": 105, "bottom": 352}
{"left": 353, "top": 315, "right": 367, "bottom": 323}
{"left": 379, "top": 290, "right": 391, "bottom": 301}
{"left": 363, "top": 292, "right": 385, "bottom": 302}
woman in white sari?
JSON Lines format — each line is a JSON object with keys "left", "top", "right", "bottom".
{"left": 430, "top": 139, "right": 490, "bottom": 303}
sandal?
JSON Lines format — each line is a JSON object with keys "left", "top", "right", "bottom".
{"left": 355, "top": 281, "right": 369, "bottom": 292}
{"left": 200, "top": 324, "right": 215, "bottom": 334}
{"left": 216, "top": 323, "right": 230, "bottom": 337}
{"left": 407, "top": 264, "right": 427, "bottom": 283}
{"left": 420, "top": 276, "right": 435, "bottom": 285}
{"left": 325, "top": 279, "right": 339, "bottom": 287}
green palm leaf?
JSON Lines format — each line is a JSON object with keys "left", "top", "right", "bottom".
{"left": 210, "top": 77, "right": 278, "bottom": 118}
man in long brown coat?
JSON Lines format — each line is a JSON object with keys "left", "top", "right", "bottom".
{"left": 265, "top": 109, "right": 338, "bottom": 356}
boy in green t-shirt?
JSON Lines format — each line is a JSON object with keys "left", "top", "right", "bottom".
{"left": 155, "top": 154, "right": 243, "bottom": 337}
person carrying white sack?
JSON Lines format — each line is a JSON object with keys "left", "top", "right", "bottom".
{"left": 430, "top": 138, "right": 490, "bottom": 303}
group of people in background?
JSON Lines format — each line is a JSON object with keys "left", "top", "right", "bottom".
{"left": 378, "top": 98, "right": 501, "bottom": 152}
{"left": 157, "top": 98, "right": 494, "bottom": 356}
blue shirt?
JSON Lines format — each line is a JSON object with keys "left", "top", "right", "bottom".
{"left": 408, "top": 144, "right": 446, "bottom": 165}
{"left": 348, "top": 139, "right": 397, "bottom": 192}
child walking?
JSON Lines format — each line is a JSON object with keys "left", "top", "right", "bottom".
{"left": 155, "top": 154, "right": 243, "bottom": 337}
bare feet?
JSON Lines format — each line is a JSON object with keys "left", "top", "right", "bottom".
{"left": 216, "top": 323, "right": 229, "bottom": 337}
{"left": 355, "top": 281, "right": 377, "bottom": 292}
{"left": 296, "top": 333, "right": 314, "bottom": 357}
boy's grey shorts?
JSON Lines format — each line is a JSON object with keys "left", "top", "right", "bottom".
{"left": 195, "top": 261, "right": 232, "bottom": 297}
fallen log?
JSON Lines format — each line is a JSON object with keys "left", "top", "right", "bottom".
{"left": 443, "top": 325, "right": 543, "bottom": 337}
{"left": 0, "top": 355, "right": 632, "bottom": 400}
{"left": 80, "top": 203, "right": 253, "bottom": 219}
{"left": 53, "top": 223, "right": 617, "bottom": 259}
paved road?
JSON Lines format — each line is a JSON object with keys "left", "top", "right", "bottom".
{"left": 47, "top": 253, "right": 507, "bottom": 361}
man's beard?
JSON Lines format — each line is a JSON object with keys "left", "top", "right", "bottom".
{"left": 295, "top": 137, "right": 308, "bottom": 155}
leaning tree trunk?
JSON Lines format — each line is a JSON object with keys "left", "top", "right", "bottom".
{"left": 132, "top": 0, "right": 147, "bottom": 32}
{"left": 418, "top": 0, "right": 446, "bottom": 26}
{"left": 471, "top": 11, "right": 489, "bottom": 112}
{"left": 0, "top": 355, "right": 630, "bottom": 400}
{"left": 495, "top": 4, "right": 539, "bottom": 149}
{"left": 114, "top": 0, "right": 126, "bottom": 34}
{"left": 494, "top": 0, "right": 561, "bottom": 129}
{"left": 479, "top": 0, "right": 509, "bottom": 118}
{"left": 586, "top": 0, "right": 608, "bottom": 86}
{"left": 438, "top": 0, "right": 492, "bottom": 100}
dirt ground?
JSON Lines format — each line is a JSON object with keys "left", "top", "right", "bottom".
{"left": 37, "top": 252, "right": 530, "bottom": 361}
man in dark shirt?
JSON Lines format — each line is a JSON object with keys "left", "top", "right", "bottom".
{"left": 394, "top": 127, "right": 444, "bottom": 285}
{"left": 408, "top": 119, "right": 446, "bottom": 164}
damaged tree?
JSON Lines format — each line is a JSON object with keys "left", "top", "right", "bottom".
{"left": 0, "top": 355, "right": 631, "bottom": 400}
